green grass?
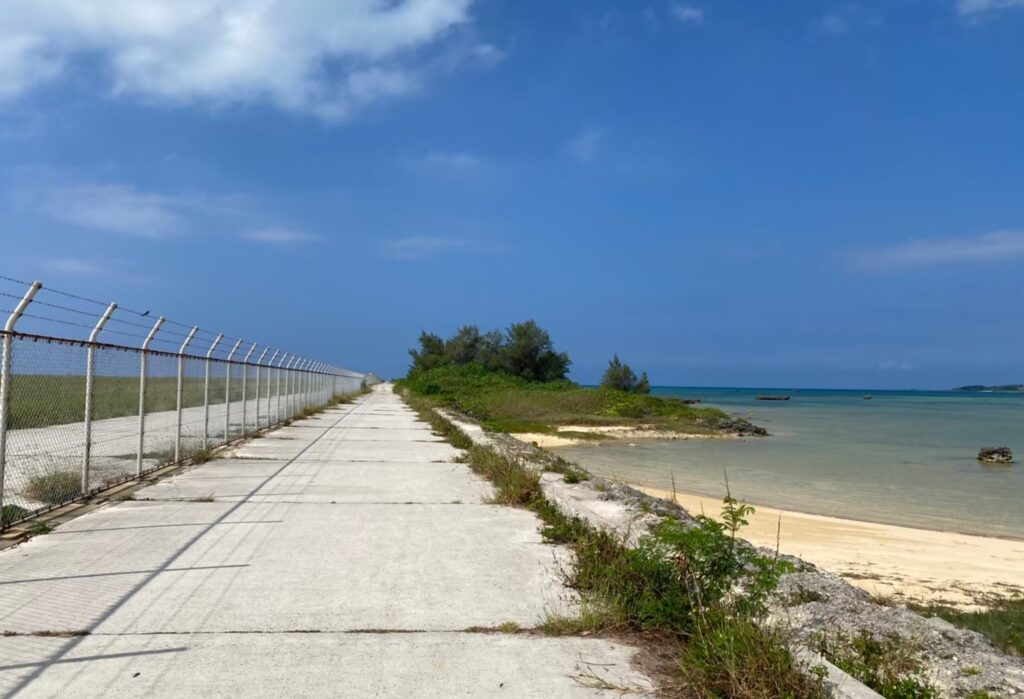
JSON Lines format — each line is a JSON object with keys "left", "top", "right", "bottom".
{"left": 910, "top": 597, "right": 1024, "bottom": 656}
{"left": 190, "top": 447, "right": 216, "bottom": 465}
{"left": 465, "top": 445, "right": 542, "bottom": 506}
{"left": 9, "top": 375, "right": 220, "bottom": 429}
{"left": 811, "top": 631, "right": 940, "bottom": 698}
{"left": 1, "top": 504, "right": 30, "bottom": 526}
{"left": 25, "top": 471, "right": 82, "bottom": 504}
{"left": 7, "top": 374, "right": 324, "bottom": 430}
{"left": 398, "top": 363, "right": 740, "bottom": 436}
{"left": 26, "top": 520, "right": 55, "bottom": 535}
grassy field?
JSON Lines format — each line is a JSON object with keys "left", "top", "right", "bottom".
{"left": 7, "top": 374, "right": 282, "bottom": 429}
{"left": 398, "top": 363, "right": 752, "bottom": 436}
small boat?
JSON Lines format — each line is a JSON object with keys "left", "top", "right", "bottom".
{"left": 756, "top": 395, "right": 790, "bottom": 401}
{"left": 863, "top": 395, "right": 873, "bottom": 400}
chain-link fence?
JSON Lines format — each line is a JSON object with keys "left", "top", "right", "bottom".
{"left": 0, "top": 277, "right": 372, "bottom": 529}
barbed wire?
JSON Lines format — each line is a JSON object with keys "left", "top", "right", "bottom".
{"left": 1, "top": 273, "right": 348, "bottom": 372}
{"left": 19, "top": 312, "right": 99, "bottom": 333}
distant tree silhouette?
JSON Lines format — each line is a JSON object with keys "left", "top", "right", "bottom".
{"left": 601, "top": 354, "right": 650, "bottom": 394}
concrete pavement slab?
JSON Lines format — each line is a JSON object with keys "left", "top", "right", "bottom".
{"left": 93, "top": 501, "right": 572, "bottom": 634}
{"left": 134, "top": 461, "right": 491, "bottom": 504}
{"left": 1, "top": 633, "right": 653, "bottom": 698}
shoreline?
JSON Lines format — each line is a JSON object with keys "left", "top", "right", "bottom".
{"left": 633, "top": 483, "right": 1024, "bottom": 608}
{"left": 512, "top": 426, "right": 732, "bottom": 449}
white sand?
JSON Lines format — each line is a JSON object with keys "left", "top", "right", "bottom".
{"left": 635, "top": 484, "right": 1024, "bottom": 608}
{"left": 512, "top": 425, "right": 717, "bottom": 449}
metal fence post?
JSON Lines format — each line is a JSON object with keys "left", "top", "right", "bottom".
{"left": 265, "top": 350, "right": 278, "bottom": 429}
{"left": 296, "top": 359, "right": 306, "bottom": 416}
{"left": 241, "top": 343, "right": 258, "bottom": 437}
{"left": 294, "top": 359, "right": 306, "bottom": 415}
{"left": 82, "top": 302, "right": 117, "bottom": 494}
{"left": 202, "top": 334, "right": 224, "bottom": 450}
{"left": 253, "top": 347, "right": 268, "bottom": 433}
{"left": 0, "top": 281, "right": 42, "bottom": 520}
{"left": 284, "top": 357, "right": 296, "bottom": 419}
{"left": 276, "top": 353, "right": 289, "bottom": 425}
{"left": 224, "top": 339, "right": 242, "bottom": 443}
{"left": 175, "top": 327, "right": 199, "bottom": 462}
{"left": 136, "top": 316, "right": 165, "bottom": 476}
{"left": 288, "top": 357, "right": 299, "bottom": 418}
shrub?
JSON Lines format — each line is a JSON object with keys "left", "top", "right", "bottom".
{"left": 812, "top": 631, "right": 940, "bottom": 698}
{"left": 26, "top": 471, "right": 82, "bottom": 505}
{"left": 680, "top": 615, "right": 830, "bottom": 698}
{"left": 1, "top": 504, "right": 30, "bottom": 526}
{"left": 600, "top": 354, "right": 650, "bottom": 394}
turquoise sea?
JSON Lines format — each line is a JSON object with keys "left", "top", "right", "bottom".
{"left": 555, "top": 388, "right": 1024, "bottom": 539}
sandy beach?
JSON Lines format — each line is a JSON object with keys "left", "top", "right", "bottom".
{"left": 634, "top": 484, "right": 1024, "bottom": 609}
{"left": 514, "top": 425, "right": 719, "bottom": 449}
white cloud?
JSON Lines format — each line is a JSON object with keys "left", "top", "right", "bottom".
{"left": 35, "top": 183, "right": 187, "bottom": 237}
{"left": 470, "top": 43, "right": 506, "bottom": 63}
{"left": 407, "top": 150, "right": 488, "bottom": 173}
{"left": 242, "top": 228, "right": 319, "bottom": 245}
{"left": 849, "top": 230, "right": 1024, "bottom": 271}
{"left": 0, "top": 0, "right": 478, "bottom": 120}
{"left": 44, "top": 258, "right": 105, "bottom": 275}
{"left": 957, "top": 0, "right": 1024, "bottom": 15}
{"left": 382, "top": 236, "right": 465, "bottom": 261}
{"left": 810, "top": 4, "right": 882, "bottom": 38}
{"left": 815, "top": 13, "right": 851, "bottom": 35}
{"left": 14, "top": 175, "right": 261, "bottom": 238}
{"left": 566, "top": 128, "right": 608, "bottom": 163}
{"left": 671, "top": 5, "right": 705, "bottom": 24}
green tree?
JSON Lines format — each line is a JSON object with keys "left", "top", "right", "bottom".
{"left": 601, "top": 354, "right": 650, "bottom": 394}
{"left": 444, "top": 325, "right": 483, "bottom": 365}
{"left": 500, "top": 320, "right": 570, "bottom": 382}
{"left": 477, "top": 329, "right": 505, "bottom": 371}
{"left": 408, "top": 332, "right": 446, "bottom": 373}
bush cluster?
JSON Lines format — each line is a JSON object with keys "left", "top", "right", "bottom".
{"left": 600, "top": 354, "right": 650, "bottom": 394}
{"left": 409, "top": 321, "right": 570, "bottom": 383}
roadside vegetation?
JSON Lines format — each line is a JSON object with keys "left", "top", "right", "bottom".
{"left": 400, "top": 389, "right": 826, "bottom": 697}
{"left": 398, "top": 321, "right": 759, "bottom": 438}
{"left": 811, "top": 631, "right": 940, "bottom": 698}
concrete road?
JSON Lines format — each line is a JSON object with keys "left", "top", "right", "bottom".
{"left": 0, "top": 385, "right": 652, "bottom": 697}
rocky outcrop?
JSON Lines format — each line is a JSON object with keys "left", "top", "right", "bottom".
{"left": 773, "top": 568, "right": 1024, "bottom": 697}
{"left": 978, "top": 447, "right": 1014, "bottom": 464}
{"left": 716, "top": 417, "right": 769, "bottom": 436}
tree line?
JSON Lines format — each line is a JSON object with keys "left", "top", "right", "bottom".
{"left": 408, "top": 320, "right": 650, "bottom": 394}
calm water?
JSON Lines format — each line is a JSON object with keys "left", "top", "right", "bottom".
{"left": 556, "top": 388, "right": 1024, "bottom": 538}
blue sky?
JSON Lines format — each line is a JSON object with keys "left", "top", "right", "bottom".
{"left": 0, "top": 0, "right": 1021, "bottom": 388}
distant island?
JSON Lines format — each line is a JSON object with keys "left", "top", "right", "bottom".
{"left": 953, "top": 384, "right": 1024, "bottom": 392}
